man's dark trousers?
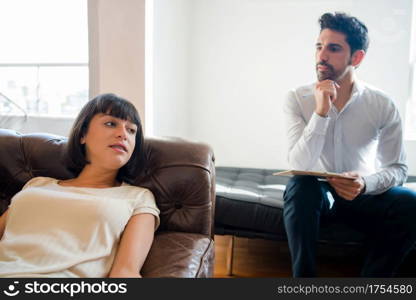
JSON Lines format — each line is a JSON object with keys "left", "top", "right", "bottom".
{"left": 283, "top": 175, "right": 416, "bottom": 277}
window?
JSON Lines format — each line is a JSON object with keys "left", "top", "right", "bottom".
{"left": 0, "top": 0, "right": 88, "bottom": 120}
{"left": 405, "top": 0, "right": 416, "bottom": 140}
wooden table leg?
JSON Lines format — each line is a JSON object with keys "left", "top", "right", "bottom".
{"left": 226, "top": 235, "right": 235, "bottom": 276}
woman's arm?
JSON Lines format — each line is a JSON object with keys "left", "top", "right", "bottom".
{"left": 0, "top": 209, "right": 9, "bottom": 240}
{"left": 108, "top": 213, "right": 156, "bottom": 278}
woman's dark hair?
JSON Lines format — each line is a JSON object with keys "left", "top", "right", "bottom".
{"left": 319, "top": 12, "right": 369, "bottom": 55}
{"left": 66, "top": 93, "right": 145, "bottom": 184}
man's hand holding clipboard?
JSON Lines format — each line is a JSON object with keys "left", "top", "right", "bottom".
{"left": 274, "top": 170, "right": 365, "bottom": 200}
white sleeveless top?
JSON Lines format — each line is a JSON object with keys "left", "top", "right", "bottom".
{"left": 0, "top": 177, "right": 160, "bottom": 277}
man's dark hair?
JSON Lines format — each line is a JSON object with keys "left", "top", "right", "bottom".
{"left": 319, "top": 12, "right": 369, "bottom": 55}
{"left": 66, "top": 93, "right": 146, "bottom": 184}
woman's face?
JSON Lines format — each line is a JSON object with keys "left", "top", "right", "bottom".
{"left": 81, "top": 113, "right": 138, "bottom": 171}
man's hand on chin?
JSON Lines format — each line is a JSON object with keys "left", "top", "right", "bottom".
{"left": 327, "top": 172, "right": 366, "bottom": 201}
{"left": 314, "top": 80, "right": 340, "bottom": 117}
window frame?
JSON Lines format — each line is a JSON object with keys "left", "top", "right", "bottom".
{"left": 0, "top": 62, "right": 88, "bottom": 118}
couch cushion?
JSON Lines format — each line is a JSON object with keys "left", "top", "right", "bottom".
{"left": 215, "top": 167, "right": 288, "bottom": 240}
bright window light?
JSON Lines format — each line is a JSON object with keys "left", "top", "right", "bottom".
{"left": 0, "top": 0, "right": 88, "bottom": 118}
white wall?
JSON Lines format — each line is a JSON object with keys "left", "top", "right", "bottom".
{"left": 154, "top": 0, "right": 415, "bottom": 172}
{"left": 152, "top": 0, "right": 191, "bottom": 137}
{"left": 406, "top": 141, "right": 416, "bottom": 173}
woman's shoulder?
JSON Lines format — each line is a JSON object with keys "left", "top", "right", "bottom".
{"left": 120, "top": 183, "right": 155, "bottom": 200}
{"left": 22, "top": 176, "right": 57, "bottom": 190}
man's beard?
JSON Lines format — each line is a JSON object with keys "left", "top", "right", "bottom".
{"left": 316, "top": 61, "right": 337, "bottom": 81}
{"left": 316, "top": 59, "right": 352, "bottom": 82}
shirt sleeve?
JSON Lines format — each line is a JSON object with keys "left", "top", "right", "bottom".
{"left": 8, "top": 177, "right": 45, "bottom": 208}
{"left": 284, "top": 90, "right": 330, "bottom": 170}
{"left": 132, "top": 189, "right": 160, "bottom": 231}
{"left": 21, "top": 177, "right": 43, "bottom": 190}
{"left": 362, "top": 102, "right": 408, "bottom": 195}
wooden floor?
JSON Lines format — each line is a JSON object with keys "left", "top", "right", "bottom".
{"left": 213, "top": 235, "right": 361, "bottom": 278}
{"left": 214, "top": 235, "right": 292, "bottom": 277}
{"left": 213, "top": 235, "right": 416, "bottom": 278}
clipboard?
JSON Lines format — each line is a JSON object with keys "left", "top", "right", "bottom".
{"left": 273, "top": 170, "right": 356, "bottom": 180}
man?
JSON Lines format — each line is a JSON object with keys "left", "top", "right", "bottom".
{"left": 283, "top": 12, "right": 416, "bottom": 277}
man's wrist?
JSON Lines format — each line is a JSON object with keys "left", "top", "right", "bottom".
{"left": 314, "top": 110, "right": 328, "bottom": 118}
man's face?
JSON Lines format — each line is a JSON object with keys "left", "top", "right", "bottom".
{"left": 315, "top": 29, "right": 353, "bottom": 82}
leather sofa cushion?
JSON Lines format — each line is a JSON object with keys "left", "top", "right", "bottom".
{"left": 215, "top": 167, "right": 288, "bottom": 239}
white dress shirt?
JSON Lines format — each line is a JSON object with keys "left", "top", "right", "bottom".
{"left": 284, "top": 80, "right": 407, "bottom": 195}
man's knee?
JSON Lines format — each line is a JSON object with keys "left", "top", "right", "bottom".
{"left": 385, "top": 187, "right": 416, "bottom": 231}
{"left": 286, "top": 175, "right": 319, "bottom": 190}
{"left": 285, "top": 175, "right": 320, "bottom": 195}
{"left": 388, "top": 186, "right": 416, "bottom": 208}
{"left": 284, "top": 175, "right": 322, "bottom": 206}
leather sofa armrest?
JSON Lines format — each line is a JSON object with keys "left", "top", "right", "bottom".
{"left": 142, "top": 232, "right": 214, "bottom": 278}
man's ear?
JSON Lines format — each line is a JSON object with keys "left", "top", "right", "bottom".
{"left": 351, "top": 50, "right": 365, "bottom": 68}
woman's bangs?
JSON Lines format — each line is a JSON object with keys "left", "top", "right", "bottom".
{"left": 98, "top": 96, "right": 140, "bottom": 126}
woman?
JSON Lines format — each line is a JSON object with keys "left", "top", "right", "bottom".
{"left": 0, "top": 93, "right": 160, "bottom": 277}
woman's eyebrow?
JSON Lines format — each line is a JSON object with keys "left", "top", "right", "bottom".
{"left": 103, "top": 115, "right": 138, "bottom": 127}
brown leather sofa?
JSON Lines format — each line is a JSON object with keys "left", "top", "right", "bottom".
{"left": 0, "top": 129, "right": 216, "bottom": 277}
